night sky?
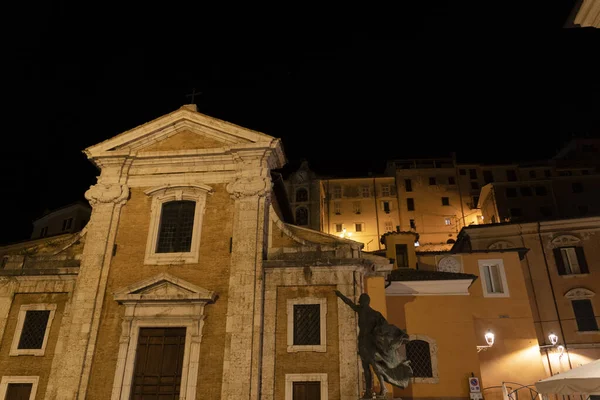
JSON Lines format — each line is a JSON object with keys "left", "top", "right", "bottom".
{"left": 1, "top": 2, "right": 598, "bottom": 244}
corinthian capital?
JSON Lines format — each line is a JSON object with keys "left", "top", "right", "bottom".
{"left": 85, "top": 183, "right": 130, "bottom": 206}
{"left": 226, "top": 176, "right": 271, "bottom": 199}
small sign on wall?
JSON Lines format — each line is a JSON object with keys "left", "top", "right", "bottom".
{"left": 470, "top": 393, "right": 483, "bottom": 400}
{"left": 469, "top": 377, "right": 481, "bottom": 392}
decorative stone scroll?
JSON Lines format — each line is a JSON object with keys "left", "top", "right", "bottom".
{"left": 488, "top": 240, "right": 515, "bottom": 250}
{"left": 564, "top": 287, "right": 595, "bottom": 300}
{"left": 84, "top": 183, "right": 130, "bottom": 206}
{"left": 226, "top": 176, "right": 272, "bottom": 199}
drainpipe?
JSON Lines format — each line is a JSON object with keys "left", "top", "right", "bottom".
{"left": 537, "top": 221, "right": 572, "bottom": 370}
{"left": 453, "top": 155, "right": 467, "bottom": 229}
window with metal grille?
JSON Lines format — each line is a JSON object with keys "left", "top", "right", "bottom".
{"left": 572, "top": 299, "right": 598, "bottom": 332}
{"left": 293, "top": 304, "right": 320, "bottom": 345}
{"left": 18, "top": 310, "right": 51, "bottom": 349}
{"left": 156, "top": 201, "right": 196, "bottom": 253}
{"left": 406, "top": 340, "right": 433, "bottom": 377}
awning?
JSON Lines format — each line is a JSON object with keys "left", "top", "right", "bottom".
{"left": 535, "top": 359, "right": 600, "bottom": 395}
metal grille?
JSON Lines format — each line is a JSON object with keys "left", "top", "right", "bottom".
{"left": 406, "top": 340, "right": 432, "bottom": 377}
{"left": 18, "top": 310, "right": 51, "bottom": 349}
{"left": 156, "top": 201, "right": 195, "bottom": 253}
{"left": 293, "top": 304, "right": 320, "bottom": 345}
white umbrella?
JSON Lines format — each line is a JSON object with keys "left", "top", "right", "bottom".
{"left": 535, "top": 359, "right": 600, "bottom": 395}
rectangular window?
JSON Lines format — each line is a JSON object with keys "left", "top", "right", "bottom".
{"left": 509, "top": 208, "right": 523, "bottom": 217}
{"left": 540, "top": 206, "right": 553, "bottom": 217}
{"left": 354, "top": 223, "right": 364, "bottom": 232}
{"left": 441, "top": 197, "right": 450, "bottom": 206}
{"left": 131, "top": 327, "right": 187, "bottom": 399}
{"left": 10, "top": 304, "right": 57, "bottom": 356}
{"left": 520, "top": 187, "right": 532, "bottom": 196}
{"left": 506, "top": 170, "right": 517, "bottom": 181}
{"left": 535, "top": 186, "right": 548, "bottom": 196}
{"left": 483, "top": 170, "right": 494, "bottom": 184}
{"left": 506, "top": 187, "right": 518, "bottom": 198}
{"left": 332, "top": 186, "right": 342, "bottom": 199}
{"left": 471, "top": 182, "right": 479, "bottom": 190}
{"left": 384, "top": 221, "right": 393, "bottom": 232}
{"left": 156, "top": 201, "right": 196, "bottom": 253}
{"left": 409, "top": 219, "right": 416, "bottom": 229}
{"left": 459, "top": 169, "right": 466, "bottom": 176}
{"left": 529, "top": 170, "right": 536, "bottom": 178}
{"left": 406, "top": 198, "right": 414, "bottom": 211}
{"left": 572, "top": 300, "right": 599, "bottom": 332}
{"left": 444, "top": 217, "right": 452, "bottom": 226}
{"left": 62, "top": 218, "right": 73, "bottom": 231}
{"left": 39, "top": 227, "right": 48, "bottom": 238}
{"left": 381, "top": 184, "right": 391, "bottom": 197}
{"left": 293, "top": 381, "right": 321, "bottom": 400}
{"left": 334, "top": 223, "right": 344, "bottom": 233}
{"left": 429, "top": 177, "right": 436, "bottom": 185}
{"left": 469, "top": 169, "right": 477, "bottom": 180}
{"left": 361, "top": 185, "right": 370, "bottom": 198}
{"left": 479, "top": 260, "right": 509, "bottom": 297}
{"left": 0, "top": 377, "right": 39, "bottom": 400}
{"left": 572, "top": 182, "right": 584, "bottom": 193}
{"left": 334, "top": 202, "right": 341, "bottom": 214}
{"left": 395, "top": 244, "right": 409, "bottom": 268}
{"left": 353, "top": 201, "right": 361, "bottom": 214}
{"left": 448, "top": 176, "right": 456, "bottom": 185}
{"left": 405, "top": 179, "right": 413, "bottom": 192}
{"left": 287, "top": 298, "right": 327, "bottom": 352}
{"left": 382, "top": 201, "right": 391, "bottom": 213}
{"left": 554, "top": 247, "right": 589, "bottom": 275}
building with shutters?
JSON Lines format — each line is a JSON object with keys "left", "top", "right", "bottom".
{"left": 453, "top": 216, "right": 600, "bottom": 379}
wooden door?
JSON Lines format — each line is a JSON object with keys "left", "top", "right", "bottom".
{"left": 292, "top": 381, "right": 321, "bottom": 400}
{"left": 5, "top": 383, "right": 33, "bottom": 400}
{"left": 131, "top": 327, "right": 186, "bottom": 400}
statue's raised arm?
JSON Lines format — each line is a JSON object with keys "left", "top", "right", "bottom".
{"left": 334, "top": 290, "right": 360, "bottom": 312}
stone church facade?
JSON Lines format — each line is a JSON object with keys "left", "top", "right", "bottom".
{"left": 0, "top": 105, "right": 386, "bottom": 400}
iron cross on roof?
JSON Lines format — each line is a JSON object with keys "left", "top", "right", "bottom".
{"left": 185, "top": 88, "right": 203, "bottom": 103}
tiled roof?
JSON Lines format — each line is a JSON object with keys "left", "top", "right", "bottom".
{"left": 388, "top": 268, "right": 478, "bottom": 282}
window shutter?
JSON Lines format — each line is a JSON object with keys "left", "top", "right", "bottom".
{"left": 572, "top": 299, "right": 598, "bottom": 331}
{"left": 575, "top": 247, "right": 589, "bottom": 273}
{"left": 553, "top": 248, "right": 567, "bottom": 275}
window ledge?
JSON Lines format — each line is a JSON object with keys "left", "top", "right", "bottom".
{"left": 561, "top": 273, "right": 590, "bottom": 279}
{"left": 577, "top": 330, "right": 600, "bottom": 335}
{"left": 412, "top": 377, "right": 440, "bottom": 384}
{"left": 9, "top": 349, "right": 46, "bottom": 356}
{"left": 144, "top": 253, "right": 196, "bottom": 265}
{"left": 287, "top": 344, "right": 326, "bottom": 353}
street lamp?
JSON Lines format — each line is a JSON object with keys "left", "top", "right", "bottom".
{"left": 477, "top": 330, "right": 495, "bottom": 352}
{"left": 548, "top": 333, "right": 558, "bottom": 346}
{"left": 339, "top": 228, "right": 352, "bottom": 239}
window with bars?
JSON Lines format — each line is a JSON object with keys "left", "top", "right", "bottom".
{"left": 293, "top": 304, "right": 321, "bottom": 346}
{"left": 18, "top": 310, "right": 51, "bottom": 350}
{"left": 11, "top": 304, "right": 56, "bottom": 356}
{"left": 156, "top": 201, "right": 196, "bottom": 253}
{"left": 406, "top": 340, "right": 433, "bottom": 378}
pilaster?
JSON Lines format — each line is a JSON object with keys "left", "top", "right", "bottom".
{"left": 45, "top": 161, "right": 130, "bottom": 400}
{"left": 221, "top": 168, "right": 271, "bottom": 400}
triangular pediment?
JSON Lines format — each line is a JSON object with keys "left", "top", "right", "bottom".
{"left": 113, "top": 272, "right": 217, "bottom": 303}
{"left": 84, "top": 105, "right": 278, "bottom": 158}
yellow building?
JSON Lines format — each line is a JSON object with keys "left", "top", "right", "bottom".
{"left": 377, "top": 231, "right": 548, "bottom": 400}
{"left": 320, "top": 176, "right": 400, "bottom": 251}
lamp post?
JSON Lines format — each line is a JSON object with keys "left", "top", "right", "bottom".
{"left": 339, "top": 228, "right": 352, "bottom": 239}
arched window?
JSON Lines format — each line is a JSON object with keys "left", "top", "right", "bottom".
{"left": 406, "top": 340, "right": 433, "bottom": 378}
{"left": 296, "top": 188, "right": 309, "bottom": 202}
{"left": 295, "top": 207, "right": 309, "bottom": 226}
{"left": 157, "top": 200, "right": 196, "bottom": 253}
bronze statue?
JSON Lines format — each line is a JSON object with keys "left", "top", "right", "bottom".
{"left": 334, "top": 290, "right": 413, "bottom": 399}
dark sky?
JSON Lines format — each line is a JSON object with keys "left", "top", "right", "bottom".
{"left": 1, "top": 2, "right": 598, "bottom": 244}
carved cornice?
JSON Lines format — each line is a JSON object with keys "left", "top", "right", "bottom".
{"left": 84, "top": 183, "right": 130, "bottom": 206}
{"left": 226, "top": 176, "right": 272, "bottom": 199}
